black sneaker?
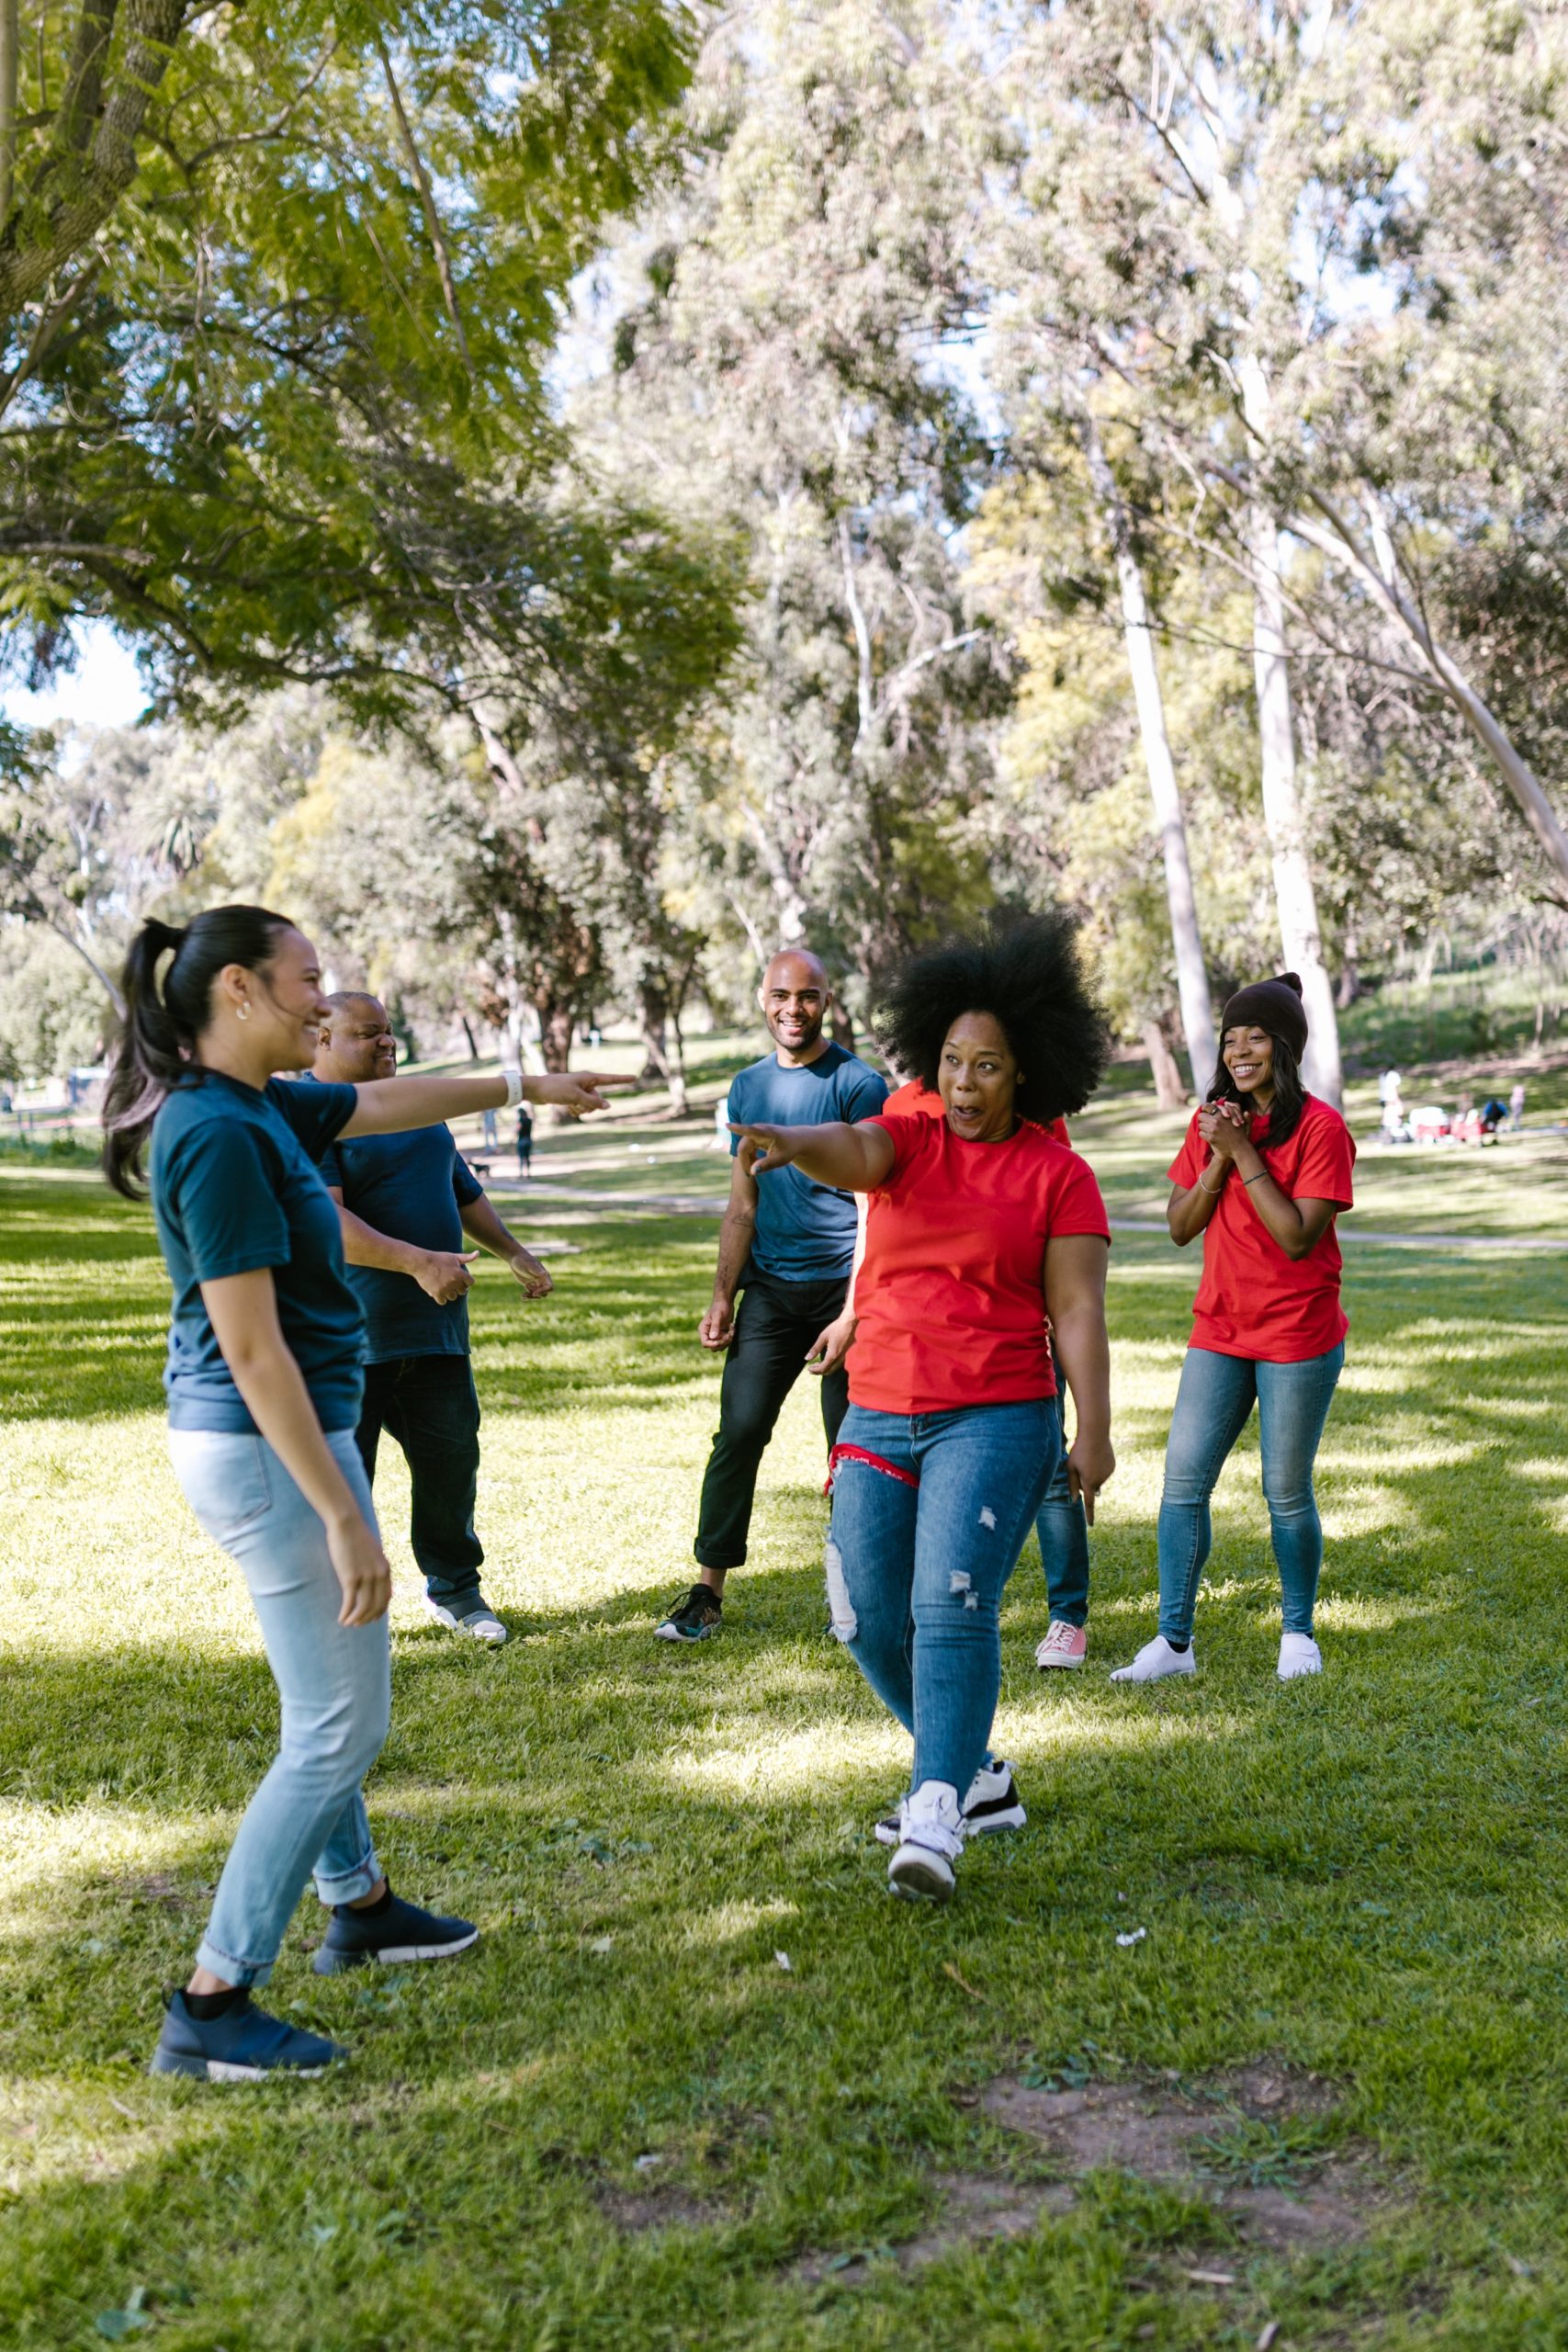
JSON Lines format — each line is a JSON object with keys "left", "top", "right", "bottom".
{"left": 874, "top": 1758, "right": 1026, "bottom": 1846}
{"left": 655, "top": 1583, "right": 723, "bottom": 1643}
{"left": 311, "top": 1888, "right": 479, "bottom": 1975}
{"left": 150, "top": 1988, "right": 347, "bottom": 2081}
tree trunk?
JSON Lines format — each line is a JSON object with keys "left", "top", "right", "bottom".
{"left": 459, "top": 1014, "right": 480, "bottom": 1061}
{"left": 536, "top": 1003, "right": 573, "bottom": 1074}
{"left": 1337, "top": 922, "right": 1360, "bottom": 1012}
{"left": 639, "top": 981, "right": 688, "bottom": 1114}
{"left": 1142, "top": 1018, "right": 1188, "bottom": 1110}
{"left": 830, "top": 999, "right": 856, "bottom": 1054}
{"left": 1075, "top": 391, "right": 1217, "bottom": 1096}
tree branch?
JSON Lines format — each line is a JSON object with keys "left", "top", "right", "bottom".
{"left": 374, "top": 34, "right": 474, "bottom": 381}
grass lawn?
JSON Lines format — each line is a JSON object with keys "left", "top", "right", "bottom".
{"left": 4, "top": 1068, "right": 1568, "bottom": 2349}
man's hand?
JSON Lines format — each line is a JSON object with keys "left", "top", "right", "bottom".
{"left": 528, "top": 1070, "right": 641, "bottom": 1118}
{"left": 806, "top": 1312, "right": 856, "bottom": 1378}
{"left": 1066, "top": 1432, "right": 1117, "bottom": 1526}
{"left": 414, "top": 1249, "right": 479, "bottom": 1304}
{"left": 509, "top": 1250, "right": 553, "bottom": 1300}
{"left": 731, "top": 1122, "right": 800, "bottom": 1176}
{"left": 699, "top": 1296, "right": 737, "bottom": 1350}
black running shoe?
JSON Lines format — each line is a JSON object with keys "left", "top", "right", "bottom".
{"left": 655, "top": 1582, "right": 723, "bottom": 1643}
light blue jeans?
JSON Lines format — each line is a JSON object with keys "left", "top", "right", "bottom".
{"left": 1156, "top": 1343, "right": 1345, "bottom": 1645}
{"left": 169, "top": 1428, "right": 389, "bottom": 1986}
{"left": 1034, "top": 1382, "right": 1090, "bottom": 1627}
{"left": 826, "top": 1399, "right": 1058, "bottom": 1797}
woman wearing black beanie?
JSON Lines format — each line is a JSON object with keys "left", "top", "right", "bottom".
{"left": 1111, "top": 974, "right": 1356, "bottom": 1686}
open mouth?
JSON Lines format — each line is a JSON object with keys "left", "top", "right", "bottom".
{"left": 1230, "top": 1064, "right": 1261, "bottom": 1084}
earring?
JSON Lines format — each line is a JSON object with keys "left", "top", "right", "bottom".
{"left": 236, "top": 1003, "right": 252, "bottom": 1023}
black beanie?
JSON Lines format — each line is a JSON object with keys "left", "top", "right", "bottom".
{"left": 1219, "top": 971, "right": 1308, "bottom": 1063}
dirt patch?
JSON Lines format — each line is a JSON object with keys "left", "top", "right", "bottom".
{"left": 794, "top": 2174, "right": 1077, "bottom": 2284}
{"left": 980, "top": 2061, "right": 1371, "bottom": 2251}
{"left": 595, "top": 2183, "right": 728, "bottom": 2233}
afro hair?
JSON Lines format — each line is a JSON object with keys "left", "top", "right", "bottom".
{"left": 874, "top": 909, "right": 1110, "bottom": 1127}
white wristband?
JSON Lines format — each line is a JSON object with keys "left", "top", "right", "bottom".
{"left": 503, "top": 1070, "right": 525, "bottom": 1110}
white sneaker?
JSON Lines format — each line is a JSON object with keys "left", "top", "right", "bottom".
{"left": 1277, "top": 1632, "right": 1322, "bottom": 1679}
{"left": 874, "top": 1759, "right": 1024, "bottom": 1847}
{"left": 424, "top": 1597, "right": 508, "bottom": 1646}
{"left": 1109, "top": 1634, "right": 1196, "bottom": 1683}
{"left": 888, "top": 1781, "right": 965, "bottom": 1904}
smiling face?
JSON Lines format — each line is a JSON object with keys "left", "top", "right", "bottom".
{"left": 938, "top": 1010, "right": 1021, "bottom": 1142}
{"left": 316, "top": 993, "right": 397, "bottom": 1084}
{"left": 1223, "top": 1023, "right": 1276, "bottom": 1105}
{"left": 760, "top": 951, "right": 829, "bottom": 1063}
{"left": 218, "top": 925, "right": 331, "bottom": 1072}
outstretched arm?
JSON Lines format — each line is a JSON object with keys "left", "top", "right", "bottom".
{"left": 340, "top": 1069, "right": 639, "bottom": 1139}
{"left": 731, "top": 1119, "right": 895, "bottom": 1192}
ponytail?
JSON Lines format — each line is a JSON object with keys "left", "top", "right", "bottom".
{"left": 102, "top": 905, "right": 293, "bottom": 1198}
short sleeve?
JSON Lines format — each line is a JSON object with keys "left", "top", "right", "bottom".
{"left": 453, "top": 1151, "right": 484, "bottom": 1206}
{"left": 841, "top": 1062, "right": 890, "bottom": 1122}
{"left": 266, "top": 1077, "right": 357, "bottom": 1163}
{"left": 1167, "top": 1113, "right": 1206, "bottom": 1188}
{"left": 866, "top": 1113, "right": 932, "bottom": 1190}
{"left": 165, "top": 1122, "right": 290, "bottom": 1282}
{"left": 725, "top": 1069, "right": 752, "bottom": 1159}
{"left": 1293, "top": 1110, "right": 1356, "bottom": 1206}
{"left": 1048, "top": 1153, "right": 1111, "bottom": 1240}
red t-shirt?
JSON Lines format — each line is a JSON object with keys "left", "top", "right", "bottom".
{"left": 848, "top": 1114, "right": 1110, "bottom": 1413}
{"left": 883, "top": 1079, "right": 1070, "bottom": 1148}
{"left": 1168, "top": 1095, "right": 1356, "bottom": 1363}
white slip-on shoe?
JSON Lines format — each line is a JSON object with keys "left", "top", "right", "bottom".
{"left": 1277, "top": 1632, "right": 1323, "bottom": 1680}
{"left": 888, "top": 1781, "right": 965, "bottom": 1904}
{"left": 1110, "top": 1634, "right": 1196, "bottom": 1684}
{"left": 424, "top": 1597, "right": 508, "bottom": 1646}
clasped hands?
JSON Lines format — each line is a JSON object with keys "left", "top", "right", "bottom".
{"left": 1197, "top": 1098, "right": 1249, "bottom": 1165}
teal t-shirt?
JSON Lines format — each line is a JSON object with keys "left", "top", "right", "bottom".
{"left": 149, "top": 1070, "right": 363, "bottom": 1433}
{"left": 727, "top": 1044, "right": 887, "bottom": 1282}
{"left": 316, "top": 1103, "right": 483, "bottom": 1364}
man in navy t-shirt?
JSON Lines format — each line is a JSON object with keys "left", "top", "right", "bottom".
{"left": 655, "top": 949, "right": 886, "bottom": 1642}
{"left": 311, "top": 994, "right": 553, "bottom": 1645}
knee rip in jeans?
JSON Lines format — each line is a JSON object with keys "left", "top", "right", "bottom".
{"left": 949, "top": 1568, "right": 980, "bottom": 1611}
{"left": 825, "top": 1536, "right": 857, "bottom": 1642}
{"left": 978, "top": 1505, "right": 997, "bottom": 1530}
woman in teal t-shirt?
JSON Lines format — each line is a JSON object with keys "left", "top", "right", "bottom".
{"left": 103, "top": 905, "right": 630, "bottom": 2080}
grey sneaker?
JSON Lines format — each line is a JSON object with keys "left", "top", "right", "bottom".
{"left": 424, "top": 1596, "right": 507, "bottom": 1645}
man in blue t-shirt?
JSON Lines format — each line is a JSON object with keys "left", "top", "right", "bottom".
{"left": 655, "top": 949, "right": 886, "bottom": 1642}
{"left": 312, "top": 994, "right": 553, "bottom": 1646}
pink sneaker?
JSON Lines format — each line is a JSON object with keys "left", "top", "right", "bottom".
{"left": 1036, "top": 1620, "right": 1088, "bottom": 1670}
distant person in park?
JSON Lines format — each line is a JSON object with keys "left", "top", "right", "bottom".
{"left": 1111, "top": 972, "right": 1355, "bottom": 1690}
{"left": 515, "top": 1101, "right": 534, "bottom": 1177}
{"left": 311, "top": 993, "right": 555, "bottom": 1647}
{"left": 1509, "top": 1080, "right": 1527, "bottom": 1131}
{"left": 655, "top": 949, "right": 887, "bottom": 1642}
{"left": 733, "top": 913, "right": 1114, "bottom": 1903}
{"left": 102, "top": 906, "right": 630, "bottom": 2082}
{"left": 809, "top": 1077, "right": 1095, "bottom": 1673}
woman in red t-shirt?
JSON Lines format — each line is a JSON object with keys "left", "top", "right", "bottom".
{"left": 731, "top": 913, "right": 1113, "bottom": 1905}
{"left": 1111, "top": 973, "right": 1355, "bottom": 1690}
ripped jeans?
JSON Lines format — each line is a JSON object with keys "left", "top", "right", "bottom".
{"left": 826, "top": 1399, "right": 1058, "bottom": 1798}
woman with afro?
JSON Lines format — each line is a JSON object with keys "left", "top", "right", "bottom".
{"left": 731, "top": 911, "right": 1114, "bottom": 1903}
{"left": 1111, "top": 973, "right": 1355, "bottom": 1688}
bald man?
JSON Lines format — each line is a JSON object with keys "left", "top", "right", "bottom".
{"left": 311, "top": 993, "right": 554, "bottom": 1645}
{"left": 655, "top": 951, "right": 887, "bottom": 1642}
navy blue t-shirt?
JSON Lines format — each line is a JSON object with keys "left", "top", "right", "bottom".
{"left": 728, "top": 1044, "right": 887, "bottom": 1282}
{"left": 317, "top": 1103, "right": 483, "bottom": 1363}
{"left": 149, "top": 1070, "right": 363, "bottom": 1433}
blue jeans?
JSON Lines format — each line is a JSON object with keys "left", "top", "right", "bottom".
{"left": 1034, "top": 1385, "right": 1090, "bottom": 1626}
{"left": 1156, "top": 1344, "right": 1345, "bottom": 1645}
{"left": 826, "top": 1399, "right": 1058, "bottom": 1797}
{"left": 168, "top": 1428, "right": 390, "bottom": 1986}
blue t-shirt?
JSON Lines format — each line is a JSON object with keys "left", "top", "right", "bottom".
{"left": 317, "top": 1104, "right": 484, "bottom": 1363}
{"left": 728, "top": 1044, "right": 887, "bottom": 1282}
{"left": 149, "top": 1070, "right": 363, "bottom": 1434}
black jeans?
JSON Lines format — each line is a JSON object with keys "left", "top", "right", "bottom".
{"left": 355, "top": 1354, "right": 485, "bottom": 1610}
{"left": 694, "top": 1272, "right": 851, "bottom": 1571}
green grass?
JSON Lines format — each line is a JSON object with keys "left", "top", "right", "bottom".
{"left": 4, "top": 1075, "right": 1568, "bottom": 2348}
